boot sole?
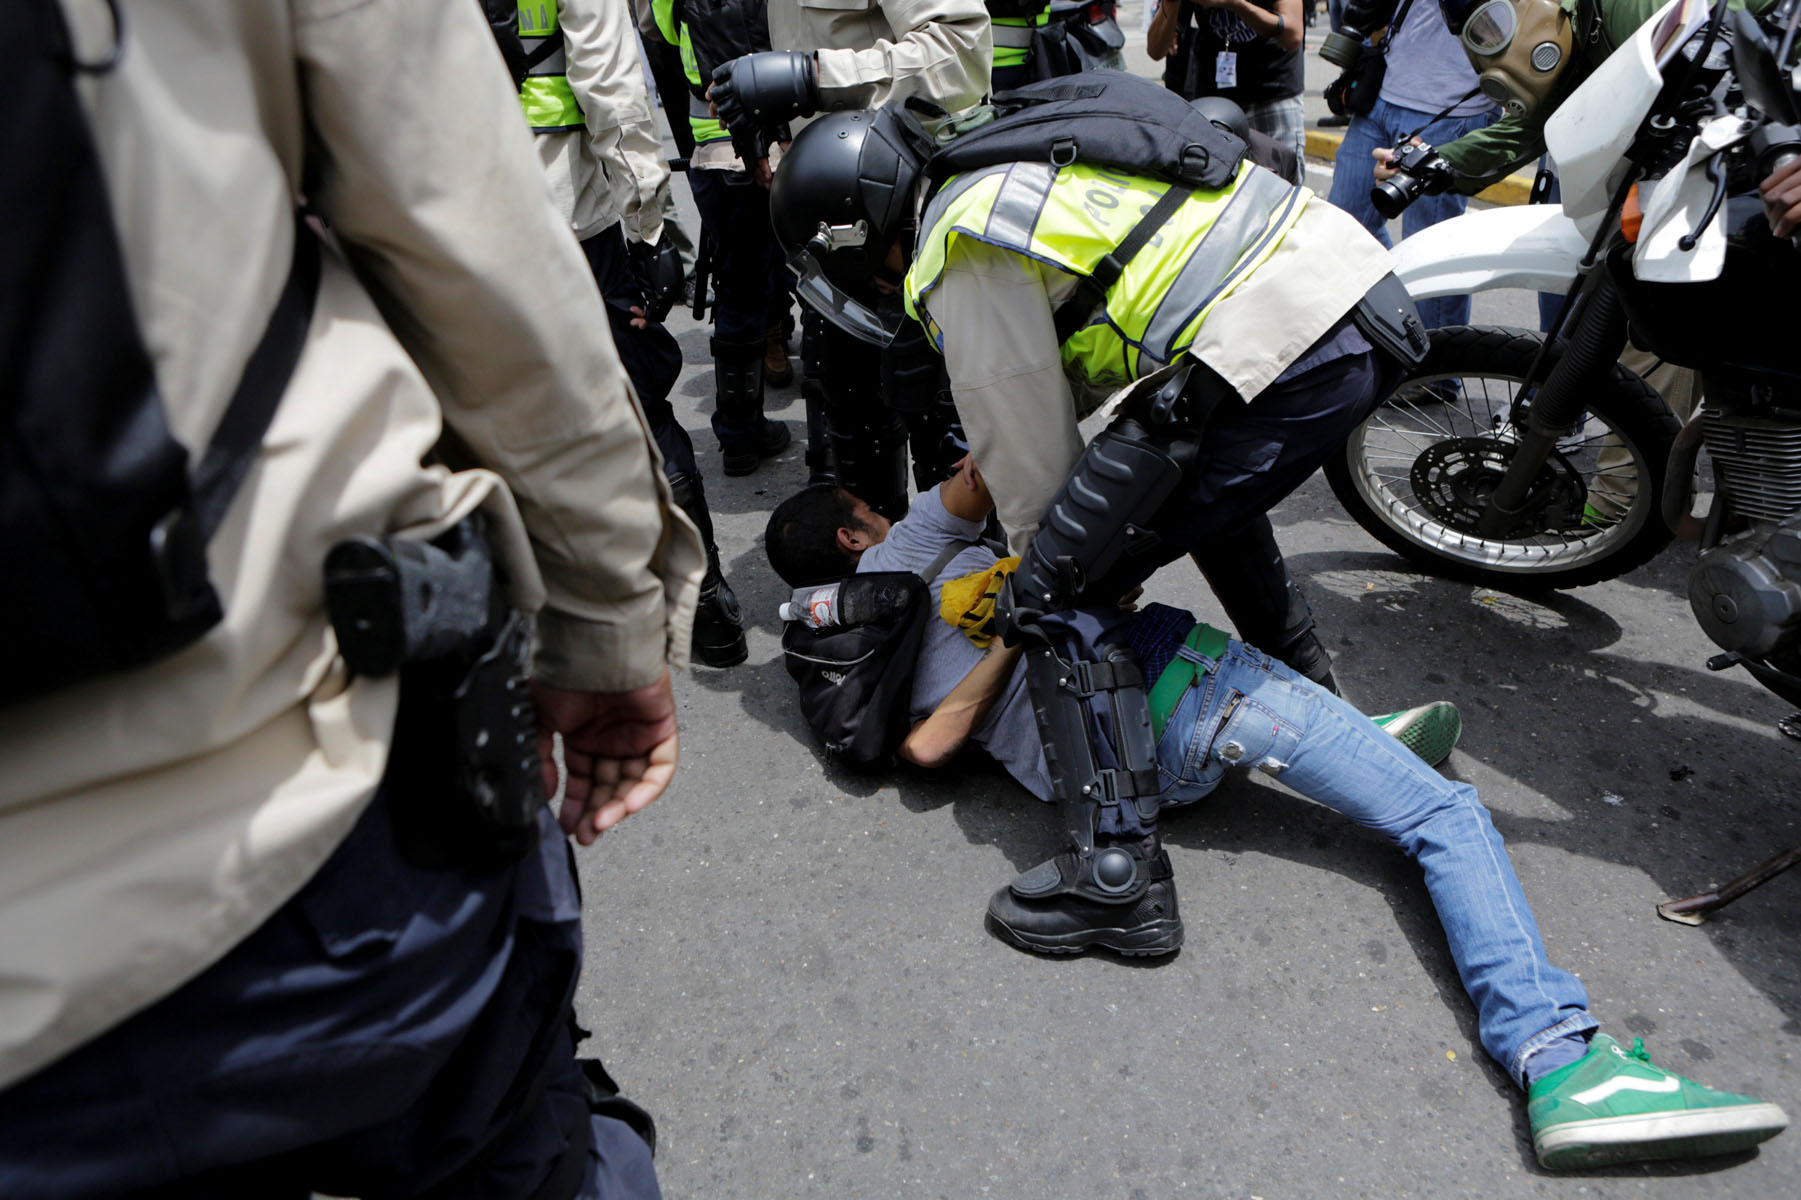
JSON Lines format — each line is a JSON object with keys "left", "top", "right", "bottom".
{"left": 1535, "top": 1102, "right": 1789, "bottom": 1169}
{"left": 693, "top": 633, "right": 749, "bottom": 668}
{"left": 987, "top": 914, "right": 1184, "bottom": 958}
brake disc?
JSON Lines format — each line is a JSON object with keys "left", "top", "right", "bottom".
{"left": 1408, "top": 436, "right": 1590, "bottom": 537}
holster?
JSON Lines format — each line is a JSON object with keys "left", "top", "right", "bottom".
{"left": 331, "top": 518, "right": 546, "bottom": 872}
{"left": 1351, "top": 272, "right": 1430, "bottom": 366}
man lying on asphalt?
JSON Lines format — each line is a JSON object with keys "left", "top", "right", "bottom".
{"left": 765, "top": 464, "right": 1789, "bottom": 1171}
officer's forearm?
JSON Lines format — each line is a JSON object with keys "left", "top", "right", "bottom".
{"left": 899, "top": 642, "right": 1026, "bottom": 768}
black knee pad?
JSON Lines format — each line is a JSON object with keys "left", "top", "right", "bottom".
{"left": 1010, "top": 420, "right": 1189, "bottom": 623}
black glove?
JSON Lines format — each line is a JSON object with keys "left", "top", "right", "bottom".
{"left": 627, "top": 236, "right": 684, "bottom": 325}
{"left": 711, "top": 51, "right": 819, "bottom": 143}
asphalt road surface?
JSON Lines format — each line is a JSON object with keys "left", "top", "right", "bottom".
{"left": 570, "top": 22, "right": 1801, "bottom": 1197}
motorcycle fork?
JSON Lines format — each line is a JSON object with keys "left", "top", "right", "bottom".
{"left": 1476, "top": 271, "right": 1630, "bottom": 538}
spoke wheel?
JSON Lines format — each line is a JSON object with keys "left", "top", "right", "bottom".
{"left": 1324, "top": 326, "right": 1681, "bottom": 590}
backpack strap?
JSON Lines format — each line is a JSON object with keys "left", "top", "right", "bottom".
{"left": 1051, "top": 182, "right": 1195, "bottom": 345}
{"left": 920, "top": 538, "right": 974, "bottom": 585}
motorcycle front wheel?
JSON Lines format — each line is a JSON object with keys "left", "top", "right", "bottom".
{"left": 1324, "top": 325, "right": 1681, "bottom": 591}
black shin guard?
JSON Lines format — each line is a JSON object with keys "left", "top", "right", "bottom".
{"left": 998, "top": 417, "right": 1196, "bottom": 638}
{"left": 1023, "top": 642, "right": 1162, "bottom": 860}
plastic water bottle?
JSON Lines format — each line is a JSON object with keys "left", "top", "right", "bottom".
{"left": 779, "top": 582, "right": 843, "bottom": 629}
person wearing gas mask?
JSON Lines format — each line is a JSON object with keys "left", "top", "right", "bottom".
{"left": 704, "top": 0, "right": 993, "bottom": 519}
{"left": 1373, "top": 0, "right": 1779, "bottom": 191}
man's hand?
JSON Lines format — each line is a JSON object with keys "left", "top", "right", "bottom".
{"left": 533, "top": 672, "right": 678, "bottom": 846}
{"left": 710, "top": 51, "right": 819, "bottom": 141}
{"left": 1373, "top": 137, "right": 1423, "bottom": 183}
{"left": 1761, "top": 156, "right": 1801, "bottom": 238}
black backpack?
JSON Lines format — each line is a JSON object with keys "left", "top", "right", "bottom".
{"left": 901, "top": 69, "right": 1246, "bottom": 198}
{"left": 1, "top": 4, "right": 315, "bottom": 706}
{"left": 781, "top": 542, "right": 969, "bottom": 772}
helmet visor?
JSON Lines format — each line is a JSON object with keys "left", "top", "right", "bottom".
{"left": 786, "top": 243, "right": 903, "bottom": 348}
{"left": 1459, "top": 0, "right": 1518, "bottom": 54}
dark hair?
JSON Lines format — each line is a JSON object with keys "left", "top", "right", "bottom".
{"left": 764, "top": 485, "right": 866, "bottom": 587}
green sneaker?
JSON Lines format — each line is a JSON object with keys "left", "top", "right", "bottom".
{"left": 1529, "top": 1034, "right": 1789, "bottom": 1170}
{"left": 1580, "top": 501, "right": 1622, "bottom": 530}
{"left": 1370, "top": 701, "right": 1462, "bottom": 768}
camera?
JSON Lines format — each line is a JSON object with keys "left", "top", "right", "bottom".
{"left": 1320, "top": 0, "right": 1403, "bottom": 67}
{"left": 1371, "top": 142, "right": 1454, "bottom": 218}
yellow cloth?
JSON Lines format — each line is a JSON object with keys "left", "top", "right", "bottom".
{"left": 939, "top": 556, "right": 1020, "bottom": 648}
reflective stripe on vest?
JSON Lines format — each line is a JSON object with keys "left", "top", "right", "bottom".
{"left": 516, "top": 1, "right": 581, "bottom": 132}
{"left": 991, "top": 11, "right": 1049, "bottom": 70}
{"left": 905, "top": 161, "right": 1306, "bottom": 385}
{"left": 678, "top": 23, "right": 731, "bottom": 145}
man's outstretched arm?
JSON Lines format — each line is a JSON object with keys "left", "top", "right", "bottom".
{"left": 898, "top": 641, "right": 1025, "bottom": 769}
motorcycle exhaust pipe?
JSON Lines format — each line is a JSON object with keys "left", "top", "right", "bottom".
{"left": 1661, "top": 409, "right": 1709, "bottom": 540}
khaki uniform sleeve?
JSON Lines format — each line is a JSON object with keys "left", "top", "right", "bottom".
{"left": 563, "top": 0, "right": 667, "bottom": 245}
{"left": 813, "top": 0, "right": 993, "bottom": 114}
{"left": 922, "top": 240, "right": 1084, "bottom": 554}
{"left": 296, "top": 0, "right": 703, "bottom": 691}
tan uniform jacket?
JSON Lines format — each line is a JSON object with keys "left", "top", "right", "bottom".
{"left": 536, "top": 0, "right": 669, "bottom": 244}
{"left": 922, "top": 197, "right": 1395, "bottom": 550}
{"left": 0, "top": 0, "right": 703, "bottom": 1090}
{"left": 769, "top": 0, "right": 992, "bottom": 116}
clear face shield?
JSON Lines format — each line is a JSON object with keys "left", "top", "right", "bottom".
{"left": 785, "top": 221, "right": 904, "bottom": 348}
{"left": 1444, "top": 0, "right": 1574, "bottom": 119}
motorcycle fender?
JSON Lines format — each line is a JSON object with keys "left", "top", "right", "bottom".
{"left": 1391, "top": 204, "right": 1588, "bottom": 300}
{"left": 1543, "top": 2, "right": 1671, "bottom": 243}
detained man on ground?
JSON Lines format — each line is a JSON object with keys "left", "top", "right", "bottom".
{"left": 765, "top": 464, "right": 1789, "bottom": 1171}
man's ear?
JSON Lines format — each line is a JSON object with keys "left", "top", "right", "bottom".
{"left": 835, "top": 525, "right": 868, "bottom": 557}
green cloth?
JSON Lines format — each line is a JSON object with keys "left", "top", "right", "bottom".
{"left": 1148, "top": 622, "right": 1231, "bottom": 739}
{"left": 1440, "top": 0, "right": 1776, "bottom": 192}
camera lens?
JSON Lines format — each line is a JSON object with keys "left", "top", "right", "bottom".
{"left": 1371, "top": 174, "right": 1423, "bottom": 220}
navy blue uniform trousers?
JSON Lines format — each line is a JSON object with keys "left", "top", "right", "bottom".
{"left": 0, "top": 790, "right": 660, "bottom": 1200}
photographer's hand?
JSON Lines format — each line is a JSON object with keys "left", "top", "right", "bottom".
{"left": 1373, "top": 137, "right": 1422, "bottom": 183}
{"left": 534, "top": 672, "right": 679, "bottom": 846}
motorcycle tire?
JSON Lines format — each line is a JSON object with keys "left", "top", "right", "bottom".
{"left": 1324, "top": 325, "right": 1681, "bottom": 592}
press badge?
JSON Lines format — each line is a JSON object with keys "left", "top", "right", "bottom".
{"left": 1215, "top": 51, "right": 1237, "bottom": 89}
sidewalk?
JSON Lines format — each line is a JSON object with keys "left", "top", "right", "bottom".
{"left": 1114, "top": 1, "right": 1535, "bottom": 203}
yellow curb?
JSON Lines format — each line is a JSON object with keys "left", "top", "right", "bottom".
{"left": 1305, "top": 127, "right": 1535, "bottom": 207}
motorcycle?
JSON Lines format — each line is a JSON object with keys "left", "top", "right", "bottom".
{"left": 1353, "top": 0, "right": 1801, "bottom": 917}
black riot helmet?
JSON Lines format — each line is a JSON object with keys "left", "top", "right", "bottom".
{"left": 770, "top": 108, "right": 927, "bottom": 346}
{"left": 1190, "top": 96, "right": 1251, "bottom": 148}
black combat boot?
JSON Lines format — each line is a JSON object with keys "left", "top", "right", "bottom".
{"left": 986, "top": 833, "right": 1182, "bottom": 957}
{"left": 711, "top": 335, "right": 790, "bottom": 477}
{"left": 692, "top": 564, "right": 747, "bottom": 668}
{"left": 666, "top": 469, "right": 747, "bottom": 667}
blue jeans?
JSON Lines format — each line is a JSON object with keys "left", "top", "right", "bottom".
{"left": 1326, "top": 97, "right": 1495, "bottom": 330}
{"left": 1154, "top": 639, "right": 1597, "bottom": 1087}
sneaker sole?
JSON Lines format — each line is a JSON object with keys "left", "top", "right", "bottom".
{"left": 1535, "top": 1101, "right": 1789, "bottom": 1169}
{"left": 987, "top": 915, "right": 1184, "bottom": 958}
{"left": 1381, "top": 704, "right": 1462, "bottom": 769}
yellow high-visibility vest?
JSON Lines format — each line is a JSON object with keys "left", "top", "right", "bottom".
{"left": 906, "top": 160, "right": 1305, "bottom": 387}
{"left": 516, "top": 1, "right": 582, "bottom": 132}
